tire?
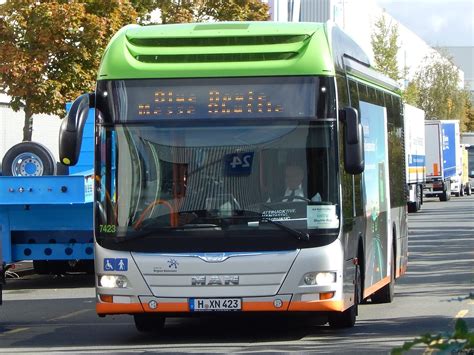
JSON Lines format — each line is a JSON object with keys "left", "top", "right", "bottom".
{"left": 134, "top": 314, "right": 165, "bottom": 333}
{"left": 415, "top": 185, "right": 422, "bottom": 211}
{"left": 2, "top": 142, "right": 56, "bottom": 176}
{"left": 328, "top": 264, "right": 360, "bottom": 328}
{"left": 466, "top": 184, "right": 472, "bottom": 196}
{"left": 439, "top": 183, "right": 451, "bottom": 201}
{"left": 408, "top": 185, "right": 422, "bottom": 213}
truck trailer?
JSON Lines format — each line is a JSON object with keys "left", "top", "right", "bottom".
{"left": 424, "top": 120, "right": 460, "bottom": 201}
{"left": 404, "top": 104, "right": 425, "bottom": 212}
{"left": 0, "top": 108, "right": 94, "bottom": 275}
{"left": 461, "top": 132, "right": 474, "bottom": 195}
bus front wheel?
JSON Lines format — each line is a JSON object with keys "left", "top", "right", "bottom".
{"left": 328, "top": 264, "right": 360, "bottom": 328}
{"left": 134, "top": 314, "right": 165, "bottom": 332}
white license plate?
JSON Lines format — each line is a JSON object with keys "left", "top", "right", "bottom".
{"left": 190, "top": 298, "right": 242, "bottom": 311}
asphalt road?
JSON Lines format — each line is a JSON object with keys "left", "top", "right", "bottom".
{"left": 1, "top": 196, "right": 473, "bottom": 354}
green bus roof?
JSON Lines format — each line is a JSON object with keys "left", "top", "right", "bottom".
{"left": 98, "top": 22, "right": 340, "bottom": 80}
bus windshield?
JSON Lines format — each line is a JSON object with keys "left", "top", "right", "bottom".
{"left": 95, "top": 77, "right": 339, "bottom": 252}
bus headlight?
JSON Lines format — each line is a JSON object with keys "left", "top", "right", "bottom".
{"left": 304, "top": 272, "right": 336, "bottom": 286}
{"left": 99, "top": 275, "right": 128, "bottom": 288}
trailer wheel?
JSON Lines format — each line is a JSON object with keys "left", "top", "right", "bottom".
{"left": 2, "top": 142, "right": 56, "bottom": 176}
{"left": 439, "top": 183, "right": 451, "bottom": 201}
{"left": 408, "top": 185, "right": 422, "bottom": 213}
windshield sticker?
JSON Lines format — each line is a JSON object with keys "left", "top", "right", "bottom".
{"left": 262, "top": 209, "right": 297, "bottom": 220}
{"left": 224, "top": 152, "right": 254, "bottom": 176}
{"left": 307, "top": 205, "right": 339, "bottom": 229}
{"left": 103, "top": 258, "right": 128, "bottom": 271}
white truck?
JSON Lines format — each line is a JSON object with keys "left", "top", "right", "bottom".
{"left": 460, "top": 132, "right": 474, "bottom": 195}
{"left": 451, "top": 144, "right": 472, "bottom": 196}
{"left": 404, "top": 104, "right": 426, "bottom": 212}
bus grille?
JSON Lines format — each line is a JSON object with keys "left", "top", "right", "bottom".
{"left": 126, "top": 32, "right": 310, "bottom": 64}
{"left": 135, "top": 52, "right": 298, "bottom": 63}
{"left": 128, "top": 35, "right": 309, "bottom": 47}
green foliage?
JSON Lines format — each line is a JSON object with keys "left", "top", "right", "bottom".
{"left": 411, "top": 52, "right": 466, "bottom": 122}
{"left": 0, "top": 0, "right": 138, "bottom": 140}
{"left": 402, "top": 81, "right": 419, "bottom": 106}
{"left": 461, "top": 91, "right": 474, "bottom": 132}
{"left": 371, "top": 14, "right": 400, "bottom": 81}
{"left": 392, "top": 318, "right": 474, "bottom": 354}
{"left": 157, "top": 0, "right": 269, "bottom": 24}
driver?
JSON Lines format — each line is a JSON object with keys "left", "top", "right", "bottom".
{"left": 282, "top": 164, "right": 306, "bottom": 202}
{"left": 267, "top": 164, "right": 322, "bottom": 203}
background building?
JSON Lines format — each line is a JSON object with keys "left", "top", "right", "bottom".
{"left": 441, "top": 46, "right": 474, "bottom": 104}
{"left": 0, "top": 93, "right": 61, "bottom": 162}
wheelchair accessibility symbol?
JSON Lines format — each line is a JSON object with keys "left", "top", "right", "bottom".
{"left": 104, "top": 258, "right": 128, "bottom": 271}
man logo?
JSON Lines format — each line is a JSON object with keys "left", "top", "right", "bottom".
{"left": 191, "top": 275, "right": 239, "bottom": 286}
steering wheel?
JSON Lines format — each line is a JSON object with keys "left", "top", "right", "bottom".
{"left": 284, "top": 196, "right": 311, "bottom": 202}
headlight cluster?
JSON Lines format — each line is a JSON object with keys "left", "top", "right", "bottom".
{"left": 99, "top": 275, "right": 128, "bottom": 288}
{"left": 303, "top": 272, "right": 336, "bottom": 286}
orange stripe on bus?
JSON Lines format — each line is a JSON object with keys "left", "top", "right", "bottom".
{"left": 288, "top": 300, "right": 344, "bottom": 312}
{"left": 97, "top": 300, "right": 347, "bottom": 314}
{"left": 363, "top": 276, "right": 390, "bottom": 299}
{"left": 242, "top": 301, "right": 290, "bottom": 311}
{"left": 143, "top": 301, "right": 291, "bottom": 312}
{"left": 398, "top": 264, "right": 407, "bottom": 278}
{"left": 144, "top": 302, "right": 189, "bottom": 312}
{"left": 96, "top": 303, "right": 144, "bottom": 315}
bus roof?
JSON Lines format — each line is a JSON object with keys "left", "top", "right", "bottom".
{"left": 98, "top": 21, "right": 371, "bottom": 80}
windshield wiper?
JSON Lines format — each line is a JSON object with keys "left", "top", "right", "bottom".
{"left": 257, "top": 217, "right": 310, "bottom": 241}
{"left": 234, "top": 210, "right": 310, "bottom": 242}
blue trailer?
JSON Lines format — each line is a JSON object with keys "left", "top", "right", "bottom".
{"left": 424, "top": 120, "right": 460, "bottom": 201}
{"left": 0, "top": 109, "right": 94, "bottom": 275}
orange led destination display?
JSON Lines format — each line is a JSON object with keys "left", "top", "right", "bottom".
{"left": 125, "top": 77, "right": 316, "bottom": 120}
{"left": 138, "top": 90, "right": 285, "bottom": 117}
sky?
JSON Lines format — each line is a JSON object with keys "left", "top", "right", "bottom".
{"left": 375, "top": 0, "right": 474, "bottom": 47}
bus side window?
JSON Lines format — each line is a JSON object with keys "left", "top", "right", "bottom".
{"left": 358, "top": 83, "right": 369, "bottom": 103}
{"left": 348, "top": 79, "right": 359, "bottom": 112}
{"left": 347, "top": 79, "right": 364, "bottom": 218}
{"left": 336, "top": 75, "right": 349, "bottom": 108}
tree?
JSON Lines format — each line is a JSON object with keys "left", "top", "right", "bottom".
{"left": 158, "top": 0, "right": 269, "bottom": 24}
{"left": 371, "top": 14, "right": 400, "bottom": 82}
{"left": 462, "top": 92, "right": 474, "bottom": 132}
{"left": 0, "top": 0, "right": 269, "bottom": 142}
{"left": 402, "top": 81, "right": 420, "bottom": 106}
{"left": 411, "top": 52, "right": 466, "bottom": 121}
{"left": 0, "top": 0, "right": 138, "bottom": 141}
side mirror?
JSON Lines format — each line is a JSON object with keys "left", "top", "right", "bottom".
{"left": 59, "top": 93, "right": 94, "bottom": 166}
{"left": 340, "top": 107, "right": 364, "bottom": 174}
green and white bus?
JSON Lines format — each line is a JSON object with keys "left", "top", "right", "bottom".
{"left": 60, "top": 21, "right": 408, "bottom": 331}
